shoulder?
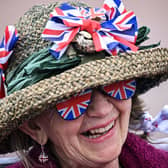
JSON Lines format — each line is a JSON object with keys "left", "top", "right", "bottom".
{"left": 120, "top": 132, "right": 168, "bottom": 168}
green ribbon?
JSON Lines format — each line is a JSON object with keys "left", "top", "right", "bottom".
{"left": 6, "top": 48, "right": 81, "bottom": 95}
{"left": 136, "top": 26, "right": 160, "bottom": 50}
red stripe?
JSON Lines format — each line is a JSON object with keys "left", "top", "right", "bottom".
{"left": 92, "top": 33, "right": 103, "bottom": 51}
{"left": 112, "top": 34, "right": 138, "bottom": 51}
{"left": 0, "top": 77, "right": 5, "bottom": 99}
{"left": 79, "top": 102, "right": 88, "bottom": 108}
{"left": 121, "top": 8, "right": 127, "bottom": 14}
{"left": 55, "top": 7, "right": 64, "bottom": 16}
{"left": 110, "top": 8, "right": 115, "bottom": 19}
{"left": 111, "top": 49, "right": 117, "bottom": 56}
{"left": 63, "top": 20, "right": 81, "bottom": 27}
{"left": 80, "top": 9, "right": 85, "bottom": 16}
{"left": 15, "top": 29, "right": 18, "bottom": 36}
{"left": 103, "top": 84, "right": 114, "bottom": 93}
{"left": 120, "top": 86, "right": 126, "bottom": 99}
{"left": 103, "top": 4, "right": 110, "bottom": 11}
{"left": 113, "top": 87, "right": 118, "bottom": 97}
{"left": 0, "top": 62, "right": 8, "bottom": 70}
{"left": 57, "top": 92, "right": 91, "bottom": 110}
{"left": 42, "top": 29, "right": 65, "bottom": 35}
{"left": 5, "top": 26, "right": 10, "bottom": 45}
{"left": 57, "top": 28, "right": 79, "bottom": 50}
{"left": 73, "top": 105, "right": 80, "bottom": 118}
{"left": 62, "top": 106, "right": 71, "bottom": 118}
{"left": 117, "top": 11, "right": 134, "bottom": 25}
{"left": 0, "top": 51, "right": 10, "bottom": 58}
{"left": 125, "top": 83, "right": 136, "bottom": 90}
{"left": 90, "top": 8, "right": 104, "bottom": 18}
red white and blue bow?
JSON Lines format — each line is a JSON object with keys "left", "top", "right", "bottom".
{"left": 0, "top": 25, "right": 18, "bottom": 99}
{"left": 42, "top": 0, "right": 138, "bottom": 59}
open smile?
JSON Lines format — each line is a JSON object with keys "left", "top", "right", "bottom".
{"left": 80, "top": 119, "right": 116, "bottom": 142}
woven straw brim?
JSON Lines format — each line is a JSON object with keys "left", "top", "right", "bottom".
{"left": 0, "top": 47, "right": 168, "bottom": 144}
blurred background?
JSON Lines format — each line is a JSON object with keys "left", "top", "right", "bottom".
{"left": 0, "top": 0, "right": 168, "bottom": 165}
{"left": 0, "top": 0, "right": 168, "bottom": 117}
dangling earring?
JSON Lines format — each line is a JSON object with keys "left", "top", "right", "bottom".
{"left": 38, "top": 145, "right": 48, "bottom": 163}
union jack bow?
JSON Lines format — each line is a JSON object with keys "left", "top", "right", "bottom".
{"left": 42, "top": 0, "right": 138, "bottom": 59}
{"left": 0, "top": 25, "right": 18, "bottom": 98}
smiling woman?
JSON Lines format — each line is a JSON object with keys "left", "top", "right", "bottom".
{"left": 0, "top": 0, "right": 168, "bottom": 168}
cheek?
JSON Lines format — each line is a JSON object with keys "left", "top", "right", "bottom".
{"left": 46, "top": 113, "right": 83, "bottom": 145}
{"left": 117, "top": 98, "right": 132, "bottom": 116}
{"left": 118, "top": 99, "right": 132, "bottom": 142}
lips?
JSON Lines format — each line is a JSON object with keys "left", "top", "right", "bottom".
{"left": 81, "top": 120, "right": 115, "bottom": 139}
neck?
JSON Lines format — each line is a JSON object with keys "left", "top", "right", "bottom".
{"left": 60, "top": 158, "right": 120, "bottom": 168}
{"left": 50, "top": 144, "right": 120, "bottom": 168}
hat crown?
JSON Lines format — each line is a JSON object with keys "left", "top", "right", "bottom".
{"left": 6, "top": 3, "right": 58, "bottom": 75}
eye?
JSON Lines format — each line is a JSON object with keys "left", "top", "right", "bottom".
{"left": 102, "top": 79, "right": 136, "bottom": 100}
{"left": 56, "top": 89, "right": 92, "bottom": 120}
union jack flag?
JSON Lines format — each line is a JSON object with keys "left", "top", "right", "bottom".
{"left": 102, "top": 79, "right": 136, "bottom": 100}
{"left": 0, "top": 25, "right": 18, "bottom": 99}
{"left": 56, "top": 89, "right": 92, "bottom": 120}
{"left": 42, "top": 0, "right": 138, "bottom": 59}
{"left": 103, "top": 0, "right": 126, "bottom": 14}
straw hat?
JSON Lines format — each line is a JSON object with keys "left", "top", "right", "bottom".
{"left": 0, "top": 1, "right": 168, "bottom": 152}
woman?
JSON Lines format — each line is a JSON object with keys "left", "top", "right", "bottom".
{"left": 0, "top": 0, "right": 168, "bottom": 167}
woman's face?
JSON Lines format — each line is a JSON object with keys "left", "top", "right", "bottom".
{"left": 39, "top": 89, "right": 132, "bottom": 167}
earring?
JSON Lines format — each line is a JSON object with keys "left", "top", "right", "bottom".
{"left": 38, "top": 145, "right": 48, "bottom": 163}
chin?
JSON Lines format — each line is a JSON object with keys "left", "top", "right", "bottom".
{"left": 88, "top": 143, "right": 122, "bottom": 165}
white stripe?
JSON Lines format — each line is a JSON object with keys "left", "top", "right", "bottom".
{"left": 44, "top": 20, "right": 70, "bottom": 30}
{"left": 6, "top": 26, "right": 15, "bottom": 49}
{"left": 111, "top": 31, "right": 135, "bottom": 42}
{"left": 50, "top": 44, "right": 68, "bottom": 59}
{"left": 51, "top": 8, "right": 81, "bottom": 17}
{"left": 59, "top": 107, "right": 67, "bottom": 116}
{"left": 42, "top": 30, "right": 69, "bottom": 39}
{"left": 98, "top": 32, "right": 109, "bottom": 50}
{"left": 63, "top": 17, "right": 83, "bottom": 25}
{"left": 120, "top": 11, "right": 136, "bottom": 25}
{"left": 118, "top": 2, "right": 125, "bottom": 13}
{"left": 104, "top": 0, "right": 118, "bottom": 8}
{"left": 64, "top": 106, "right": 73, "bottom": 119}
{"left": 113, "top": 11, "right": 135, "bottom": 31}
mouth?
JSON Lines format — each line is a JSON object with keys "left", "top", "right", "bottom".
{"left": 81, "top": 120, "right": 115, "bottom": 139}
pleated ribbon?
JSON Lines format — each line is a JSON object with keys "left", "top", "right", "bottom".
{"left": 0, "top": 25, "right": 18, "bottom": 99}
{"left": 42, "top": 0, "right": 138, "bottom": 59}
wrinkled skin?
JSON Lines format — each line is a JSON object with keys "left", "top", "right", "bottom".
{"left": 21, "top": 89, "right": 132, "bottom": 168}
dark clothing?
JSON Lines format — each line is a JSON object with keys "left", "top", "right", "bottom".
{"left": 6, "top": 133, "right": 168, "bottom": 168}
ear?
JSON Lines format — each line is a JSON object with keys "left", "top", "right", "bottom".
{"left": 19, "top": 120, "right": 48, "bottom": 145}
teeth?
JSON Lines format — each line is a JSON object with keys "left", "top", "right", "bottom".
{"left": 88, "top": 134, "right": 102, "bottom": 139}
{"left": 90, "top": 120, "right": 115, "bottom": 135}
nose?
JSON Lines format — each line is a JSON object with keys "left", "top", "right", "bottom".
{"left": 86, "top": 88, "right": 113, "bottom": 118}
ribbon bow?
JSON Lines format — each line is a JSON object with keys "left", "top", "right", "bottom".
{"left": 0, "top": 25, "right": 18, "bottom": 98}
{"left": 42, "top": 0, "right": 138, "bottom": 59}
